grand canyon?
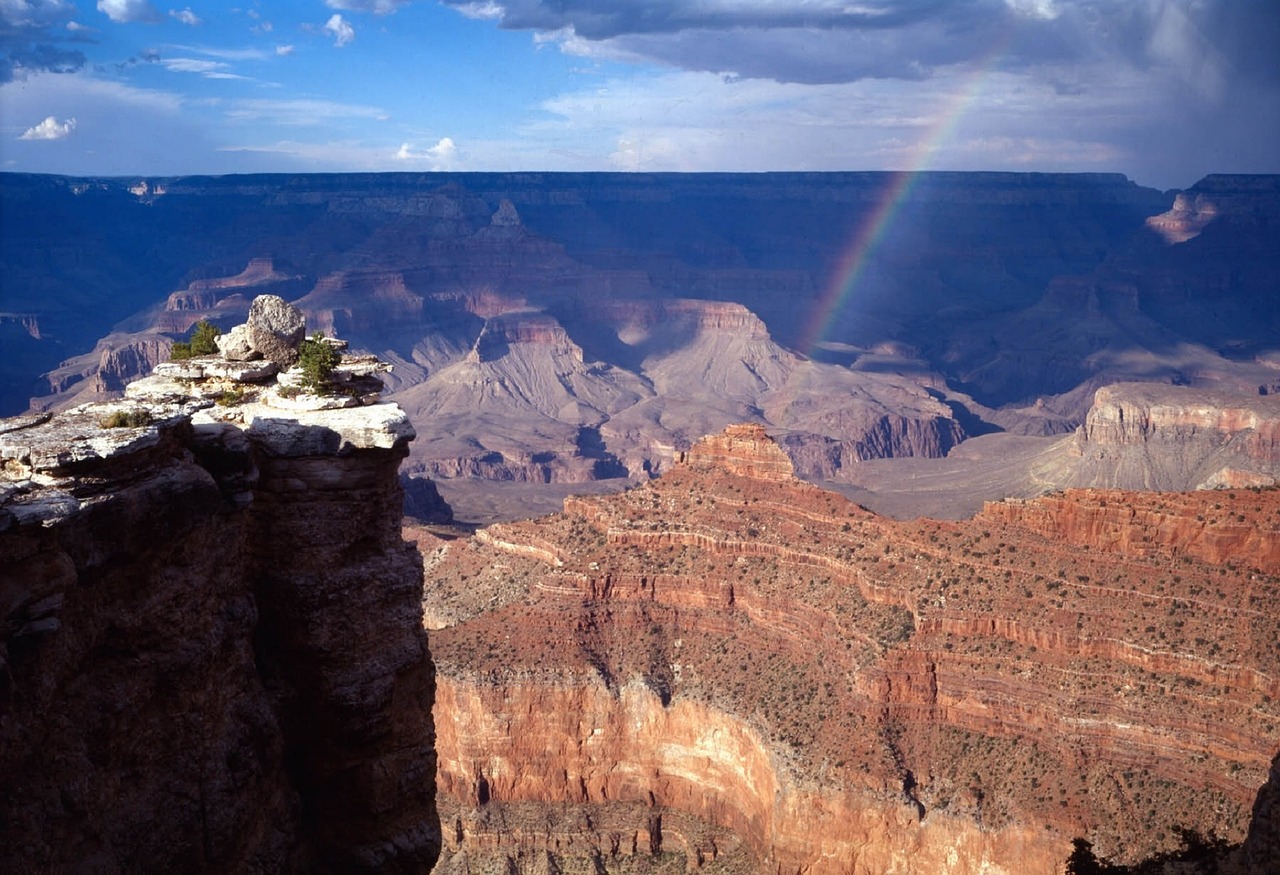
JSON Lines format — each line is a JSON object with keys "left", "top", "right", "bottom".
{"left": 2, "top": 171, "right": 1279, "bottom": 873}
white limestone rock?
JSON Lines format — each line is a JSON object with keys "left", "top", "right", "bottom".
{"left": 243, "top": 402, "right": 415, "bottom": 455}
{"left": 247, "top": 295, "right": 306, "bottom": 368}
{"left": 262, "top": 388, "right": 358, "bottom": 411}
{"left": 216, "top": 323, "right": 258, "bottom": 362}
{"left": 153, "top": 360, "right": 206, "bottom": 380}
{"left": 204, "top": 358, "right": 278, "bottom": 382}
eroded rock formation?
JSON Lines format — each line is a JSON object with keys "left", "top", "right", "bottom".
{"left": 421, "top": 425, "right": 1280, "bottom": 873}
{"left": 0, "top": 328, "right": 440, "bottom": 871}
{"left": 1063, "top": 382, "right": 1280, "bottom": 491}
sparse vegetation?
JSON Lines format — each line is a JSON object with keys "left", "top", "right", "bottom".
{"left": 216, "top": 387, "right": 246, "bottom": 407}
{"left": 100, "top": 409, "right": 153, "bottom": 428}
{"left": 169, "top": 320, "right": 221, "bottom": 361}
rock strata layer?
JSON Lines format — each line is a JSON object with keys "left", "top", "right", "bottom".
{"left": 1062, "top": 382, "right": 1280, "bottom": 491}
{"left": 421, "top": 424, "right": 1280, "bottom": 873}
{"left": 0, "top": 334, "right": 440, "bottom": 871}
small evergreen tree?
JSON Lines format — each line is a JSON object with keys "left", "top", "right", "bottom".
{"left": 298, "top": 332, "right": 340, "bottom": 393}
{"left": 169, "top": 320, "right": 221, "bottom": 361}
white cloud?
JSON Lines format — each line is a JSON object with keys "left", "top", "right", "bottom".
{"left": 169, "top": 7, "right": 200, "bottom": 26}
{"left": 224, "top": 97, "right": 387, "bottom": 126}
{"left": 159, "top": 57, "right": 252, "bottom": 80}
{"left": 1004, "top": 0, "right": 1058, "bottom": 20}
{"left": 19, "top": 114, "right": 76, "bottom": 140}
{"left": 162, "top": 58, "right": 223, "bottom": 74}
{"left": 456, "top": 1, "right": 503, "bottom": 20}
{"left": 170, "top": 44, "right": 268, "bottom": 62}
{"left": 2, "top": 1, "right": 74, "bottom": 28}
{"left": 66, "top": 20, "right": 92, "bottom": 32}
{"left": 96, "top": 0, "right": 160, "bottom": 24}
{"left": 325, "top": 0, "right": 409, "bottom": 14}
{"left": 394, "top": 137, "right": 460, "bottom": 169}
{"left": 0, "top": 71, "right": 230, "bottom": 175}
{"left": 324, "top": 13, "right": 355, "bottom": 47}
{"left": 276, "top": 44, "right": 294, "bottom": 56}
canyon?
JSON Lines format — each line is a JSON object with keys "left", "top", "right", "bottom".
{"left": 421, "top": 425, "right": 1280, "bottom": 873}
{"left": 3, "top": 171, "right": 1280, "bottom": 872}
{"left": 5, "top": 172, "right": 1279, "bottom": 519}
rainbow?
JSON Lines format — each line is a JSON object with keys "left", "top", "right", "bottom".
{"left": 799, "top": 50, "right": 1007, "bottom": 356}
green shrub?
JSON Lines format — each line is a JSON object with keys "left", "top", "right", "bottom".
{"left": 100, "top": 409, "right": 154, "bottom": 428}
{"left": 169, "top": 320, "right": 221, "bottom": 361}
{"left": 298, "top": 332, "right": 340, "bottom": 393}
{"left": 216, "top": 387, "right": 245, "bottom": 407}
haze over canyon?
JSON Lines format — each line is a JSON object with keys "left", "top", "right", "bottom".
{"left": 4, "top": 170, "right": 1279, "bottom": 518}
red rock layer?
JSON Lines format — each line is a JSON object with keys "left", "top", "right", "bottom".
{"left": 422, "top": 427, "right": 1280, "bottom": 872}
{"left": 679, "top": 423, "right": 796, "bottom": 481}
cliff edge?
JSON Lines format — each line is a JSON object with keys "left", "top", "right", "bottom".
{"left": 0, "top": 302, "right": 440, "bottom": 872}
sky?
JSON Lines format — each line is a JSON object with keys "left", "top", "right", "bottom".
{"left": 0, "top": 1, "right": 1277, "bottom": 188}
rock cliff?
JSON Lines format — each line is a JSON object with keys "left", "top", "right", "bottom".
{"left": 0, "top": 321, "right": 440, "bottom": 871}
{"left": 421, "top": 425, "right": 1279, "bottom": 873}
{"left": 1064, "top": 382, "right": 1280, "bottom": 491}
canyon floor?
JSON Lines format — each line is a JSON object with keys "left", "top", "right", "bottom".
{"left": 416, "top": 425, "right": 1280, "bottom": 874}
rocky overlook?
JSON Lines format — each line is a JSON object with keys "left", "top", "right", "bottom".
{"left": 0, "top": 299, "right": 439, "bottom": 873}
{"left": 421, "top": 425, "right": 1280, "bottom": 873}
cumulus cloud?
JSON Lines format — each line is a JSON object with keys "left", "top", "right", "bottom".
{"left": 324, "top": 13, "right": 355, "bottom": 47}
{"left": 169, "top": 7, "right": 200, "bottom": 26}
{"left": 395, "top": 137, "right": 460, "bottom": 169}
{"left": 96, "top": 0, "right": 161, "bottom": 24}
{"left": 276, "top": 44, "right": 294, "bottom": 56}
{"left": 325, "top": 0, "right": 409, "bottom": 14}
{"left": 19, "top": 114, "right": 75, "bottom": 139}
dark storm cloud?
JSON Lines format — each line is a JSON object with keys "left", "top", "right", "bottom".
{"left": 444, "top": 0, "right": 1280, "bottom": 88}
{"left": 1, "top": 1, "right": 86, "bottom": 83}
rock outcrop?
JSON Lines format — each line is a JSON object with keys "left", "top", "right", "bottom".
{"left": 0, "top": 311, "right": 440, "bottom": 872}
{"left": 246, "top": 294, "right": 307, "bottom": 368}
{"left": 421, "top": 425, "right": 1280, "bottom": 873}
{"left": 679, "top": 423, "right": 796, "bottom": 481}
{"left": 1065, "top": 382, "right": 1280, "bottom": 490}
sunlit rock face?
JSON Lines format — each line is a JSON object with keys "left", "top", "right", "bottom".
{"left": 421, "top": 425, "right": 1280, "bottom": 873}
{"left": 1065, "top": 382, "right": 1280, "bottom": 490}
{"left": 0, "top": 334, "right": 440, "bottom": 873}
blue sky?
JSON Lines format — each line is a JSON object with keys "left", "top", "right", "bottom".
{"left": 1, "top": 1, "right": 1277, "bottom": 188}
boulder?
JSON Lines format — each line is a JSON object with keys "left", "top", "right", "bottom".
{"left": 216, "top": 324, "right": 258, "bottom": 362}
{"left": 246, "top": 295, "right": 305, "bottom": 368}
